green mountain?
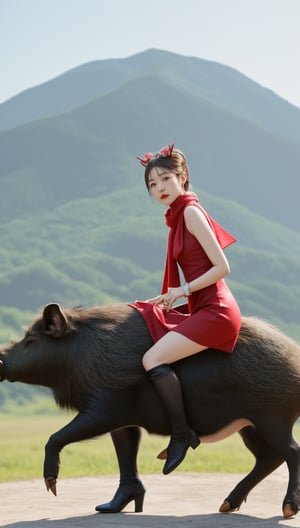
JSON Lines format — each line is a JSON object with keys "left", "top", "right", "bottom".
{"left": 2, "top": 49, "right": 300, "bottom": 142}
{"left": 0, "top": 185, "right": 299, "bottom": 335}
{"left": 1, "top": 71, "right": 299, "bottom": 232}
{"left": 0, "top": 49, "right": 299, "bottom": 344}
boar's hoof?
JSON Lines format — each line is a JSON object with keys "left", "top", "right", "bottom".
{"left": 45, "top": 476, "right": 57, "bottom": 496}
{"left": 156, "top": 448, "right": 167, "bottom": 460}
{"left": 283, "top": 502, "right": 298, "bottom": 519}
{"left": 219, "top": 500, "right": 238, "bottom": 514}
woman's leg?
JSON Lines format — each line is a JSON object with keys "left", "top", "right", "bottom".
{"left": 142, "top": 332, "right": 207, "bottom": 474}
{"left": 142, "top": 331, "right": 206, "bottom": 370}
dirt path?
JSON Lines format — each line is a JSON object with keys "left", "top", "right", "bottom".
{"left": 1, "top": 466, "right": 299, "bottom": 527}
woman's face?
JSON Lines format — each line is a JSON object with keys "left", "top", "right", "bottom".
{"left": 147, "top": 166, "right": 186, "bottom": 206}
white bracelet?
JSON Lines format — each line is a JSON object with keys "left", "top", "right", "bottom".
{"left": 182, "top": 282, "right": 191, "bottom": 297}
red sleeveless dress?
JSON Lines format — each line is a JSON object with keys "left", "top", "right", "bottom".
{"left": 130, "top": 192, "right": 241, "bottom": 353}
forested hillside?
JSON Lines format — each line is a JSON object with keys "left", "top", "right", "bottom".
{"left": 0, "top": 49, "right": 299, "bottom": 405}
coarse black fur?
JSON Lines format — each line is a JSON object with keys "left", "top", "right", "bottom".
{"left": 0, "top": 302, "right": 300, "bottom": 517}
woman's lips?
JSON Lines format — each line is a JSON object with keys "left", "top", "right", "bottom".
{"left": 161, "top": 194, "right": 169, "bottom": 199}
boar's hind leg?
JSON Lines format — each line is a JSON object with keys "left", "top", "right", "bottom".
{"left": 219, "top": 426, "right": 284, "bottom": 514}
{"left": 95, "top": 427, "right": 146, "bottom": 513}
{"left": 259, "top": 422, "right": 300, "bottom": 518}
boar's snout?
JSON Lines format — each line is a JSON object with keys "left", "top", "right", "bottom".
{"left": 0, "top": 359, "right": 4, "bottom": 381}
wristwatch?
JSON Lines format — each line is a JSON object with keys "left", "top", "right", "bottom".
{"left": 182, "top": 283, "right": 191, "bottom": 297}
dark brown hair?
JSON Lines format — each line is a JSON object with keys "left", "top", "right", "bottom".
{"left": 144, "top": 149, "right": 190, "bottom": 191}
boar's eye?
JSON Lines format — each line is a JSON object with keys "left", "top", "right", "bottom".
{"left": 24, "top": 334, "right": 36, "bottom": 348}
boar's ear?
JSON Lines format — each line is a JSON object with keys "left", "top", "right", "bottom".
{"left": 43, "top": 303, "right": 69, "bottom": 339}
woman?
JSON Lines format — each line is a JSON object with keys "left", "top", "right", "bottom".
{"left": 132, "top": 144, "right": 241, "bottom": 475}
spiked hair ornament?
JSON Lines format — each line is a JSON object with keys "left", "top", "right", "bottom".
{"left": 136, "top": 143, "right": 174, "bottom": 167}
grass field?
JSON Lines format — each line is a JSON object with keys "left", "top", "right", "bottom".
{"left": 1, "top": 408, "right": 300, "bottom": 483}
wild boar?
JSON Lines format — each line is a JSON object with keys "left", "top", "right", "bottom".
{"left": 0, "top": 303, "right": 299, "bottom": 518}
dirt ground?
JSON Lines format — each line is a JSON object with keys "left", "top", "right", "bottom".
{"left": 1, "top": 466, "right": 299, "bottom": 527}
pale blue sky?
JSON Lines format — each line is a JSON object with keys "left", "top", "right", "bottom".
{"left": 1, "top": 0, "right": 300, "bottom": 108}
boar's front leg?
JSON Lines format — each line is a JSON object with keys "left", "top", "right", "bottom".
{"left": 44, "top": 397, "right": 119, "bottom": 496}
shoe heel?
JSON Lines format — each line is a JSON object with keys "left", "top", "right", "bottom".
{"left": 190, "top": 432, "right": 200, "bottom": 449}
{"left": 95, "top": 482, "right": 145, "bottom": 513}
{"left": 134, "top": 489, "right": 145, "bottom": 512}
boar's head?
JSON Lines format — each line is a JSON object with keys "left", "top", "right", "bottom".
{"left": 0, "top": 303, "right": 76, "bottom": 388}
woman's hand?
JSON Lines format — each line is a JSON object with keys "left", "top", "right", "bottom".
{"left": 146, "top": 286, "right": 185, "bottom": 311}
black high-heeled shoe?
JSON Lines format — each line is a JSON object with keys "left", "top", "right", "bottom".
{"left": 147, "top": 365, "right": 201, "bottom": 475}
{"left": 163, "top": 429, "right": 200, "bottom": 474}
{"left": 95, "top": 481, "right": 146, "bottom": 513}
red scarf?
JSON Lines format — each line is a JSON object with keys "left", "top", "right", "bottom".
{"left": 161, "top": 192, "right": 237, "bottom": 294}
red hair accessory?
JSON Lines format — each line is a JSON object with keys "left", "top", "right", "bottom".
{"left": 136, "top": 143, "right": 174, "bottom": 167}
{"left": 159, "top": 143, "right": 174, "bottom": 157}
{"left": 136, "top": 152, "right": 153, "bottom": 167}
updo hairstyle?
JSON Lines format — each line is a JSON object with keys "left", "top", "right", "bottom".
{"left": 144, "top": 149, "right": 190, "bottom": 191}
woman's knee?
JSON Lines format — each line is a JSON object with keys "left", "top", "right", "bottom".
{"left": 142, "top": 348, "right": 165, "bottom": 371}
{"left": 142, "top": 352, "right": 155, "bottom": 371}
